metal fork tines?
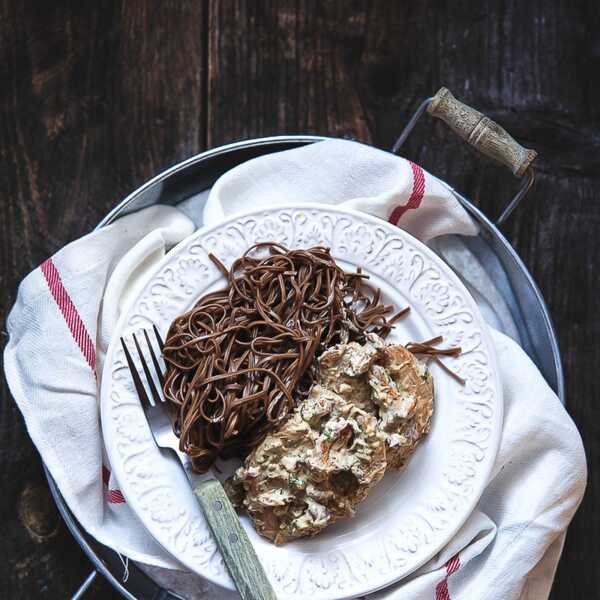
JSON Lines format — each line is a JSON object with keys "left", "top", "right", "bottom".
{"left": 120, "top": 326, "right": 279, "bottom": 600}
{"left": 120, "top": 325, "right": 179, "bottom": 453}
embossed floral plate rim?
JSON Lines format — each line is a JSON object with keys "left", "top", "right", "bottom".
{"left": 101, "top": 204, "right": 502, "bottom": 599}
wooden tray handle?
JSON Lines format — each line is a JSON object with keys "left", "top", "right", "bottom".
{"left": 427, "top": 87, "right": 537, "bottom": 177}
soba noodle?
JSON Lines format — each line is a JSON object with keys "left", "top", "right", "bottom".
{"left": 162, "top": 243, "right": 406, "bottom": 473}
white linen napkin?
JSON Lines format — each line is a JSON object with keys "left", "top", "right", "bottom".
{"left": 4, "top": 140, "right": 586, "bottom": 600}
{"left": 4, "top": 205, "right": 196, "bottom": 563}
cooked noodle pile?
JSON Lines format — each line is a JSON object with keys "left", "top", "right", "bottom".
{"left": 162, "top": 243, "right": 406, "bottom": 473}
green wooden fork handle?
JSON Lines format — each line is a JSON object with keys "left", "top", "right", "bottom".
{"left": 194, "top": 479, "right": 277, "bottom": 600}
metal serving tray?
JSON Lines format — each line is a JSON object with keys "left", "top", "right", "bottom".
{"left": 49, "top": 133, "right": 564, "bottom": 600}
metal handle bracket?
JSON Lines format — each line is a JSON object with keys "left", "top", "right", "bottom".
{"left": 392, "top": 88, "right": 537, "bottom": 225}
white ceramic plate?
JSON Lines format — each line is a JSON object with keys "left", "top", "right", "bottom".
{"left": 101, "top": 205, "right": 502, "bottom": 599}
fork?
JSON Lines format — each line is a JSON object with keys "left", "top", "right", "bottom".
{"left": 120, "top": 327, "right": 277, "bottom": 600}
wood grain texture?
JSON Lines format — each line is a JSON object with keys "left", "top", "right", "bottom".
{"left": 195, "top": 480, "right": 277, "bottom": 600}
{"left": 208, "top": 7, "right": 599, "bottom": 595}
{"left": 0, "top": 1, "right": 206, "bottom": 598}
{"left": 427, "top": 87, "right": 537, "bottom": 177}
{"left": 207, "top": 0, "right": 373, "bottom": 145}
{"left": 1, "top": 0, "right": 598, "bottom": 598}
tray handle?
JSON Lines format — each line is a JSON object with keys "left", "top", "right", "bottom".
{"left": 392, "top": 88, "right": 537, "bottom": 225}
{"left": 427, "top": 87, "right": 536, "bottom": 177}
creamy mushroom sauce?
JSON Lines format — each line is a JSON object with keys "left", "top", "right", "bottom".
{"left": 227, "top": 334, "right": 434, "bottom": 544}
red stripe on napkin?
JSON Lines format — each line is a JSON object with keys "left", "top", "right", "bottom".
{"left": 41, "top": 257, "right": 126, "bottom": 505}
{"left": 389, "top": 161, "right": 426, "bottom": 225}
{"left": 435, "top": 553, "right": 461, "bottom": 600}
{"left": 40, "top": 258, "right": 96, "bottom": 373}
{"left": 106, "top": 489, "right": 126, "bottom": 504}
{"left": 446, "top": 554, "right": 460, "bottom": 575}
{"left": 102, "top": 465, "right": 126, "bottom": 504}
{"left": 105, "top": 490, "right": 125, "bottom": 504}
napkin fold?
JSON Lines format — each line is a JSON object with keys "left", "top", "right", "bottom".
{"left": 4, "top": 205, "right": 195, "bottom": 562}
{"left": 203, "top": 139, "right": 477, "bottom": 241}
{"left": 4, "top": 139, "right": 586, "bottom": 599}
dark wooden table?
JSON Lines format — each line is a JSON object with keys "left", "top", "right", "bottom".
{"left": 1, "top": 2, "right": 597, "bottom": 598}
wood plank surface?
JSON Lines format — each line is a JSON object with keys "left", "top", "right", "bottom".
{"left": 208, "top": 4, "right": 599, "bottom": 596}
{"left": 1, "top": 0, "right": 598, "bottom": 598}
{"left": 0, "top": 1, "right": 207, "bottom": 597}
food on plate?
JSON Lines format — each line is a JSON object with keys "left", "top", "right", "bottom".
{"left": 370, "top": 344, "right": 434, "bottom": 469}
{"left": 229, "top": 333, "right": 435, "bottom": 543}
{"left": 161, "top": 242, "right": 461, "bottom": 543}
{"left": 317, "top": 333, "right": 383, "bottom": 412}
{"left": 318, "top": 334, "right": 434, "bottom": 470}
{"left": 161, "top": 243, "right": 405, "bottom": 473}
{"left": 229, "top": 384, "right": 386, "bottom": 544}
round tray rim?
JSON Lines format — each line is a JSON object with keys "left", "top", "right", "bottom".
{"left": 49, "top": 134, "right": 565, "bottom": 600}
{"left": 96, "top": 134, "right": 563, "bottom": 406}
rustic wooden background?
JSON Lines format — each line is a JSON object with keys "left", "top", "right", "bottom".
{"left": 1, "top": 1, "right": 597, "bottom": 598}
